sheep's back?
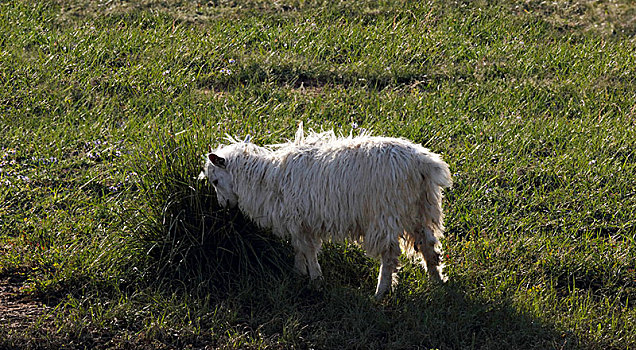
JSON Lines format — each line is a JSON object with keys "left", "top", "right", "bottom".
{"left": 274, "top": 137, "right": 432, "bottom": 239}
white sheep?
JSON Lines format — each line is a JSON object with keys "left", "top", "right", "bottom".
{"left": 199, "top": 123, "right": 452, "bottom": 298}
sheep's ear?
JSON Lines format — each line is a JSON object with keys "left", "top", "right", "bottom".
{"left": 294, "top": 121, "right": 304, "bottom": 146}
{"left": 208, "top": 153, "right": 226, "bottom": 168}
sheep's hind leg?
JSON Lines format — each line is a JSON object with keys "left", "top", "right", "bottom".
{"left": 420, "top": 226, "right": 447, "bottom": 283}
{"left": 374, "top": 246, "right": 400, "bottom": 300}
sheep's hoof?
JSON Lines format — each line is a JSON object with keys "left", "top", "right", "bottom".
{"left": 428, "top": 270, "right": 448, "bottom": 284}
{"left": 374, "top": 285, "right": 391, "bottom": 300}
{"left": 308, "top": 276, "right": 325, "bottom": 292}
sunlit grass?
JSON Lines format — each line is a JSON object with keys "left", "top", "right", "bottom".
{"left": 1, "top": 0, "right": 635, "bottom": 348}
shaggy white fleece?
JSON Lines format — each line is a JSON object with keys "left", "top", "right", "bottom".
{"left": 200, "top": 123, "right": 452, "bottom": 298}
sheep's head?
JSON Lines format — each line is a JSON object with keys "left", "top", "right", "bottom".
{"left": 199, "top": 153, "right": 239, "bottom": 209}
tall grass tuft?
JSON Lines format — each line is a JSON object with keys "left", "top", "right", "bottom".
{"left": 127, "top": 130, "right": 291, "bottom": 292}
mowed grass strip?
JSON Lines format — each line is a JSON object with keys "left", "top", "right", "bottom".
{"left": 0, "top": 0, "right": 635, "bottom": 349}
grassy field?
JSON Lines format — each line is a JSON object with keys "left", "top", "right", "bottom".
{"left": 1, "top": 0, "right": 635, "bottom": 348}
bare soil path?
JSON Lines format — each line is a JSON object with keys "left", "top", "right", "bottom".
{"left": 0, "top": 271, "right": 50, "bottom": 335}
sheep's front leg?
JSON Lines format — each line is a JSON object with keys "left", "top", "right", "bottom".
{"left": 294, "top": 250, "right": 308, "bottom": 276}
{"left": 304, "top": 236, "right": 323, "bottom": 280}
{"left": 291, "top": 234, "right": 323, "bottom": 280}
{"left": 375, "top": 247, "right": 400, "bottom": 299}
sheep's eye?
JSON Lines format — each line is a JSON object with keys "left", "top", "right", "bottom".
{"left": 212, "top": 179, "right": 219, "bottom": 185}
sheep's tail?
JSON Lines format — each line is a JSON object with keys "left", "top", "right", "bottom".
{"left": 428, "top": 157, "right": 452, "bottom": 190}
{"left": 401, "top": 154, "right": 451, "bottom": 278}
{"left": 422, "top": 154, "right": 451, "bottom": 237}
{"left": 420, "top": 153, "right": 451, "bottom": 219}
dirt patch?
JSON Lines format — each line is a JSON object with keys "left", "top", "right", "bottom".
{"left": 0, "top": 271, "right": 51, "bottom": 333}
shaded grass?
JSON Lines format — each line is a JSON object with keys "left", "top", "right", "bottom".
{"left": 1, "top": 0, "right": 635, "bottom": 349}
{"left": 127, "top": 130, "right": 293, "bottom": 286}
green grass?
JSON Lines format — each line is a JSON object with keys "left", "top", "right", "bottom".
{"left": 1, "top": 0, "right": 635, "bottom": 348}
